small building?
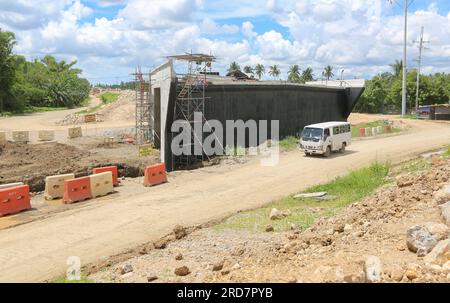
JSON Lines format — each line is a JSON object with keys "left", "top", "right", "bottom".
{"left": 429, "top": 104, "right": 450, "bottom": 121}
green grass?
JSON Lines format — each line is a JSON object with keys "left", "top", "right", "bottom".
{"left": 279, "top": 136, "right": 299, "bottom": 151}
{"left": 77, "top": 104, "right": 103, "bottom": 115}
{"left": 100, "top": 92, "right": 120, "bottom": 104}
{"left": 24, "top": 106, "right": 69, "bottom": 113}
{"left": 398, "top": 158, "right": 432, "bottom": 173}
{"left": 352, "top": 120, "right": 401, "bottom": 138}
{"left": 76, "top": 92, "right": 119, "bottom": 115}
{"left": 444, "top": 146, "right": 450, "bottom": 157}
{"left": 53, "top": 274, "right": 94, "bottom": 283}
{"left": 215, "top": 162, "right": 390, "bottom": 233}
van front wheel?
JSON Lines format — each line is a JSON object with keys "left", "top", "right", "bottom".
{"left": 324, "top": 146, "right": 331, "bottom": 157}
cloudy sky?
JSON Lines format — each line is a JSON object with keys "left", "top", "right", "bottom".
{"left": 1, "top": 0, "right": 449, "bottom": 84}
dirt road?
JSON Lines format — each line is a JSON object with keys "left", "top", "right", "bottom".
{"left": 0, "top": 94, "right": 134, "bottom": 143}
{"left": 0, "top": 119, "right": 449, "bottom": 282}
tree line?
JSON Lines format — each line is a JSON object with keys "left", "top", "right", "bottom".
{"left": 227, "top": 62, "right": 335, "bottom": 83}
{"left": 0, "top": 29, "right": 91, "bottom": 113}
{"left": 355, "top": 60, "right": 450, "bottom": 113}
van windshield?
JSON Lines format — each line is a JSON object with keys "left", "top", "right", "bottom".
{"left": 302, "top": 128, "right": 323, "bottom": 141}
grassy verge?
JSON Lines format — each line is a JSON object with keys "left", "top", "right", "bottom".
{"left": 100, "top": 92, "right": 120, "bottom": 104}
{"left": 77, "top": 92, "right": 120, "bottom": 115}
{"left": 53, "top": 274, "right": 94, "bottom": 283}
{"left": 444, "top": 146, "right": 450, "bottom": 157}
{"left": 279, "top": 136, "right": 299, "bottom": 151}
{"left": 351, "top": 120, "right": 401, "bottom": 138}
{"left": 215, "top": 163, "right": 391, "bottom": 233}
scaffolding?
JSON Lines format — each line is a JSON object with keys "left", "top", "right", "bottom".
{"left": 133, "top": 66, "right": 153, "bottom": 146}
{"left": 168, "top": 53, "right": 216, "bottom": 170}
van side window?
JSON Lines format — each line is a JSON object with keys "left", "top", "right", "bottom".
{"left": 333, "top": 127, "right": 339, "bottom": 135}
{"left": 324, "top": 128, "right": 330, "bottom": 137}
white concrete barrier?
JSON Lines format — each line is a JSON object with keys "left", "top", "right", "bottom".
{"left": 377, "top": 126, "right": 383, "bottom": 134}
{"left": 68, "top": 127, "right": 82, "bottom": 139}
{"left": 12, "top": 131, "right": 29, "bottom": 143}
{"left": 0, "top": 131, "right": 6, "bottom": 144}
{"left": 44, "top": 173, "right": 75, "bottom": 200}
{"left": 38, "top": 130, "right": 55, "bottom": 141}
{"left": 0, "top": 182, "right": 24, "bottom": 190}
{"left": 372, "top": 127, "right": 378, "bottom": 136}
{"left": 365, "top": 127, "right": 372, "bottom": 136}
{"left": 89, "top": 172, "right": 114, "bottom": 198}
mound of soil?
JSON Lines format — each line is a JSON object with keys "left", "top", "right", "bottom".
{"left": 0, "top": 142, "right": 154, "bottom": 192}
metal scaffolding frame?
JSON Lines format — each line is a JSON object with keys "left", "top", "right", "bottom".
{"left": 168, "top": 53, "right": 216, "bottom": 170}
{"left": 133, "top": 66, "right": 153, "bottom": 146}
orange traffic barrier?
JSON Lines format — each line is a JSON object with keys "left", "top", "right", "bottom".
{"left": 0, "top": 185, "right": 31, "bottom": 217}
{"left": 144, "top": 163, "right": 167, "bottom": 187}
{"left": 63, "top": 177, "right": 92, "bottom": 204}
{"left": 384, "top": 125, "right": 392, "bottom": 133}
{"left": 93, "top": 166, "right": 119, "bottom": 187}
{"left": 359, "top": 128, "right": 366, "bottom": 137}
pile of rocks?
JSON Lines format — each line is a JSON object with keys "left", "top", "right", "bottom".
{"left": 271, "top": 158, "right": 450, "bottom": 282}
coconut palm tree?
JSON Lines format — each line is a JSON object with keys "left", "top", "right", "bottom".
{"left": 301, "top": 67, "right": 314, "bottom": 83}
{"left": 287, "top": 64, "right": 301, "bottom": 83}
{"left": 389, "top": 60, "right": 403, "bottom": 78}
{"left": 243, "top": 65, "right": 254, "bottom": 75}
{"left": 228, "top": 62, "right": 241, "bottom": 73}
{"left": 269, "top": 65, "right": 280, "bottom": 80}
{"left": 255, "top": 64, "right": 265, "bottom": 80}
{"left": 323, "top": 65, "right": 334, "bottom": 81}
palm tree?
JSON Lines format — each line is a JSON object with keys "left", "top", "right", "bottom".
{"left": 301, "top": 67, "right": 314, "bottom": 83}
{"left": 323, "top": 65, "right": 334, "bottom": 81}
{"left": 390, "top": 60, "right": 403, "bottom": 77}
{"left": 269, "top": 65, "right": 280, "bottom": 80}
{"left": 287, "top": 64, "right": 301, "bottom": 83}
{"left": 228, "top": 62, "right": 241, "bottom": 73}
{"left": 243, "top": 65, "right": 254, "bottom": 75}
{"left": 254, "top": 64, "right": 265, "bottom": 80}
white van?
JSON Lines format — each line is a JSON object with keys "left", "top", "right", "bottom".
{"left": 300, "top": 122, "right": 351, "bottom": 157}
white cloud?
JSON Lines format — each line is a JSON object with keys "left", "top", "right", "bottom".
{"left": 2, "top": 0, "right": 450, "bottom": 83}
{"left": 242, "top": 21, "right": 257, "bottom": 38}
{"left": 201, "top": 17, "right": 240, "bottom": 35}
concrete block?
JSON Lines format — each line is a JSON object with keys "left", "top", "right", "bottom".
{"left": 68, "top": 127, "right": 82, "bottom": 139}
{"left": 38, "top": 130, "right": 55, "bottom": 141}
{"left": 12, "top": 131, "right": 29, "bottom": 143}
{"left": 0, "top": 182, "right": 24, "bottom": 190}
{"left": 365, "top": 127, "right": 372, "bottom": 136}
{"left": 377, "top": 126, "right": 383, "bottom": 134}
{"left": 0, "top": 131, "right": 6, "bottom": 144}
{"left": 89, "top": 172, "right": 114, "bottom": 198}
{"left": 44, "top": 173, "right": 75, "bottom": 200}
{"left": 372, "top": 127, "right": 378, "bottom": 136}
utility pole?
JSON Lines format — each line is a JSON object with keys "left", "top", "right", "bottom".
{"left": 401, "top": 0, "right": 408, "bottom": 117}
{"left": 389, "top": 0, "right": 413, "bottom": 116}
{"left": 413, "top": 26, "right": 429, "bottom": 112}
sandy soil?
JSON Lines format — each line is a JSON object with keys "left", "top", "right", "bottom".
{"left": 0, "top": 118, "right": 449, "bottom": 282}
{"left": 0, "top": 91, "right": 135, "bottom": 144}
{"left": 0, "top": 141, "right": 159, "bottom": 192}
{"left": 92, "top": 157, "right": 450, "bottom": 283}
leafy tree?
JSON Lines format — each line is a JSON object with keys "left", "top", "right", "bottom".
{"left": 0, "top": 30, "right": 17, "bottom": 112}
{"left": 287, "top": 64, "right": 301, "bottom": 83}
{"left": 301, "top": 67, "right": 314, "bottom": 83}
{"left": 390, "top": 60, "right": 403, "bottom": 78}
{"left": 255, "top": 64, "right": 265, "bottom": 80}
{"left": 323, "top": 65, "right": 334, "bottom": 81}
{"left": 228, "top": 62, "right": 241, "bottom": 73}
{"left": 269, "top": 65, "right": 280, "bottom": 80}
{"left": 243, "top": 65, "right": 254, "bottom": 75}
